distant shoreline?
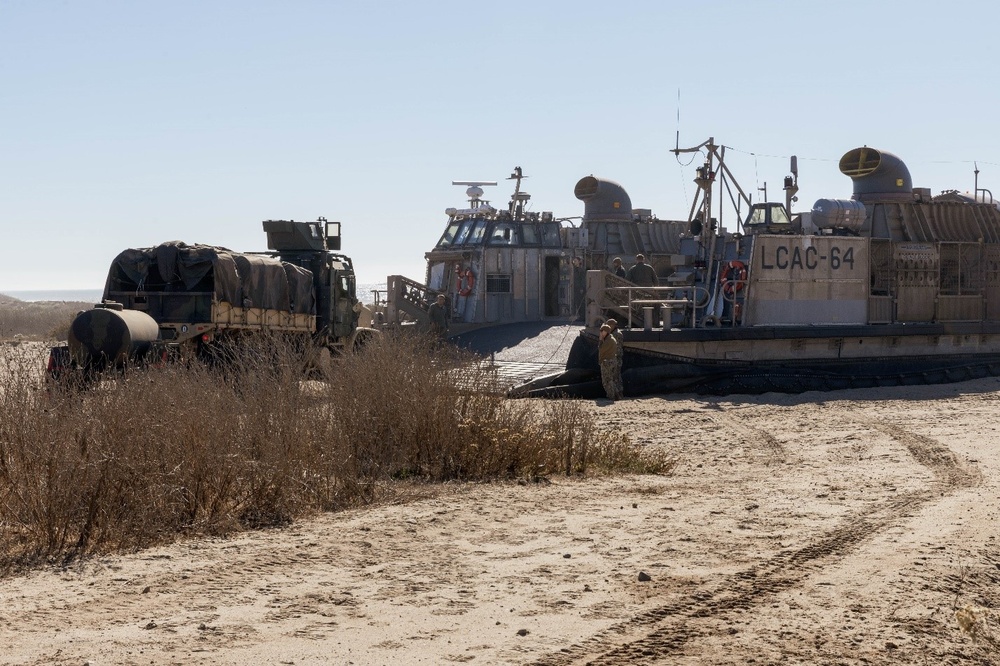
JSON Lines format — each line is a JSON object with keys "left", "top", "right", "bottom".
{"left": 1, "top": 289, "right": 103, "bottom": 303}
{"left": 2, "top": 283, "right": 386, "bottom": 305}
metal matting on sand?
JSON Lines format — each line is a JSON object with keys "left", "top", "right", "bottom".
{"left": 447, "top": 322, "right": 583, "bottom": 393}
{"left": 449, "top": 359, "right": 566, "bottom": 394}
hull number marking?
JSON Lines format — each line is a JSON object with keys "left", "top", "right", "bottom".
{"left": 760, "top": 244, "right": 855, "bottom": 270}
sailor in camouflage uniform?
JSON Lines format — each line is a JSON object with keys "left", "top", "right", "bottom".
{"left": 598, "top": 324, "right": 623, "bottom": 401}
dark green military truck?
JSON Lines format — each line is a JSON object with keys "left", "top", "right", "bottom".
{"left": 48, "top": 219, "right": 372, "bottom": 378}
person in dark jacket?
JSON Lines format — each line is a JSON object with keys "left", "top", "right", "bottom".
{"left": 428, "top": 294, "right": 449, "bottom": 338}
{"left": 626, "top": 254, "right": 657, "bottom": 286}
{"left": 626, "top": 254, "right": 660, "bottom": 325}
{"left": 612, "top": 257, "right": 627, "bottom": 279}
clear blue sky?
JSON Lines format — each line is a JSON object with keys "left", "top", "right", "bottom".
{"left": 3, "top": 0, "right": 1000, "bottom": 291}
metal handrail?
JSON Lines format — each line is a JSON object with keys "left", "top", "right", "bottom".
{"left": 605, "top": 285, "right": 711, "bottom": 329}
{"left": 388, "top": 275, "right": 446, "bottom": 313}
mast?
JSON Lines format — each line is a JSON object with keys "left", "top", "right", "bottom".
{"left": 672, "top": 137, "right": 753, "bottom": 324}
{"left": 784, "top": 155, "right": 799, "bottom": 217}
{"left": 507, "top": 166, "right": 529, "bottom": 220}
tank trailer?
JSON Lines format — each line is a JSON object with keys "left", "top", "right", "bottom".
{"left": 48, "top": 219, "right": 372, "bottom": 379}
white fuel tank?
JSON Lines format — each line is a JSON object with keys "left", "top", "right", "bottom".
{"left": 811, "top": 199, "right": 867, "bottom": 232}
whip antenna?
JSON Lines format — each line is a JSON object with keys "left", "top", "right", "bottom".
{"left": 675, "top": 88, "right": 681, "bottom": 152}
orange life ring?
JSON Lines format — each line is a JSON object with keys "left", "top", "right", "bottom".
{"left": 457, "top": 269, "right": 475, "bottom": 296}
{"left": 720, "top": 260, "right": 747, "bottom": 296}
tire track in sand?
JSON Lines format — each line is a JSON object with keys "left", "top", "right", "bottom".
{"left": 708, "top": 408, "right": 787, "bottom": 463}
{"left": 530, "top": 417, "right": 981, "bottom": 666}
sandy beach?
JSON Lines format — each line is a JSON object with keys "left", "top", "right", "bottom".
{"left": 3, "top": 377, "right": 1000, "bottom": 665}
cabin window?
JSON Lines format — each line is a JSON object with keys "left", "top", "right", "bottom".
{"left": 746, "top": 204, "right": 790, "bottom": 226}
{"left": 488, "top": 222, "right": 518, "bottom": 245}
{"left": 468, "top": 219, "right": 488, "bottom": 245}
{"left": 333, "top": 273, "right": 353, "bottom": 299}
{"left": 486, "top": 273, "right": 512, "bottom": 293}
{"left": 747, "top": 207, "right": 768, "bottom": 226}
{"left": 437, "top": 221, "right": 462, "bottom": 247}
{"left": 520, "top": 224, "right": 540, "bottom": 245}
{"left": 454, "top": 219, "right": 475, "bottom": 245}
{"left": 541, "top": 222, "right": 562, "bottom": 247}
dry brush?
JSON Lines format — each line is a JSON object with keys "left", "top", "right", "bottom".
{"left": 0, "top": 334, "right": 671, "bottom": 573}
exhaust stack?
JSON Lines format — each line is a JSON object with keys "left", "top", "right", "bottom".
{"left": 839, "top": 147, "right": 913, "bottom": 202}
{"left": 574, "top": 176, "right": 634, "bottom": 223}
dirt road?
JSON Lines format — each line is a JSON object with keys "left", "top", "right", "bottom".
{"left": 3, "top": 378, "right": 1000, "bottom": 664}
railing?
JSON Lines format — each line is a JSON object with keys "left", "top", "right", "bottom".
{"left": 368, "top": 289, "right": 387, "bottom": 309}
{"left": 604, "top": 285, "right": 711, "bottom": 329}
{"left": 598, "top": 273, "right": 659, "bottom": 325}
{"left": 592, "top": 270, "right": 745, "bottom": 330}
{"left": 711, "top": 273, "right": 749, "bottom": 327}
{"left": 386, "top": 275, "right": 446, "bottom": 324}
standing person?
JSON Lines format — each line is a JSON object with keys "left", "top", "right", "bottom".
{"left": 612, "top": 257, "right": 627, "bottom": 279}
{"left": 626, "top": 253, "right": 657, "bottom": 286}
{"left": 428, "top": 294, "right": 449, "bottom": 339}
{"left": 598, "top": 324, "right": 623, "bottom": 401}
{"left": 606, "top": 318, "right": 625, "bottom": 398}
{"left": 626, "top": 253, "right": 660, "bottom": 325}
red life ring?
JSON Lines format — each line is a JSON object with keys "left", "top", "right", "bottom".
{"left": 456, "top": 269, "right": 475, "bottom": 296}
{"left": 720, "top": 260, "right": 747, "bottom": 295}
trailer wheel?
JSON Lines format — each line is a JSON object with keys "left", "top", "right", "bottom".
{"left": 352, "top": 328, "right": 379, "bottom": 350}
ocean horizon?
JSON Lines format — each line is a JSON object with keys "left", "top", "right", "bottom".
{"left": 3, "top": 282, "right": 388, "bottom": 305}
{"left": 1, "top": 289, "right": 105, "bottom": 303}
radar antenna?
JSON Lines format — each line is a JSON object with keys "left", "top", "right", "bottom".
{"left": 452, "top": 180, "right": 498, "bottom": 209}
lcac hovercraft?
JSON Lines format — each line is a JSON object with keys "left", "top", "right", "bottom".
{"left": 513, "top": 138, "right": 1000, "bottom": 398}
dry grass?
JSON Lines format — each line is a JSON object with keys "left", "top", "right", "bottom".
{"left": 957, "top": 605, "right": 1000, "bottom": 651}
{"left": 0, "top": 333, "right": 672, "bottom": 574}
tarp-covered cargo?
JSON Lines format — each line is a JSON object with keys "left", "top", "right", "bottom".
{"left": 103, "top": 241, "right": 316, "bottom": 315}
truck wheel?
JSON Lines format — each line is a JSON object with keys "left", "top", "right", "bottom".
{"left": 352, "top": 328, "right": 379, "bottom": 350}
{"left": 310, "top": 346, "right": 333, "bottom": 380}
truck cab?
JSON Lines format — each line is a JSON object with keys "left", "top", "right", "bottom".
{"left": 262, "top": 218, "right": 361, "bottom": 348}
